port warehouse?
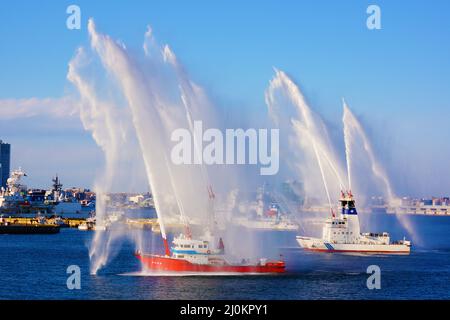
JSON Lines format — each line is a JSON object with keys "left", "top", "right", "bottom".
{"left": 370, "top": 196, "right": 450, "bottom": 216}
{"left": 0, "top": 189, "right": 154, "bottom": 214}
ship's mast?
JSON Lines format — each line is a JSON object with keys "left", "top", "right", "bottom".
{"left": 256, "top": 184, "right": 265, "bottom": 217}
{"left": 164, "top": 153, "right": 192, "bottom": 241}
{"left": 52, "top": 174, "right": 63, "bottom": 191}
{"left": 166, "top": 49, "right": 218, "bottom": 241}
{"left": 180, "top": 88, "right": 218, "bottom": 238}
{"left": 342, "top": 98, "right": 352, "bottom": 194}
{"left": 207, "top": 184, "right": 216, "bottom": 233}
{"left": 154, "top": 98, "right": 214, "bottom": 256}
{"left": 308, "top": 133, "right": 335, "bottom": 218}
{"left": 52, "top": 174, "right": 63, "bottom": 201}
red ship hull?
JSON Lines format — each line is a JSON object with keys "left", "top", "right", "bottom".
{"left": 136, "top": 254, "right": 285, "bottom": 273}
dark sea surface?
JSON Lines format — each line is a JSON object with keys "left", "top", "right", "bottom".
{"left": 1, "top": 213, "right": 450, "bottom": 300}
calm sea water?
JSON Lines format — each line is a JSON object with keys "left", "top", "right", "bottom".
{"left": 1, "top": 214, "right": 450, "bottom": 300}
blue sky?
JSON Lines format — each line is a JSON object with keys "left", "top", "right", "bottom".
{"left": 0, "top": 0, "right": 450, "bottom": 195}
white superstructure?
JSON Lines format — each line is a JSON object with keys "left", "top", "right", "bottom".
{"left": 170, "top": 233, "right": 225, "bottom": 265}
{"left": 0, "top": 168, "right": 28, "bottom": 209}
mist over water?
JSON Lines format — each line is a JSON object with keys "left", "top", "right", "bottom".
{"left": 265, "top": 70, "right": 418, "bottom": 243}
{"left": 342, "top": 101, "right": 418, "bottom": 244}
{"left": 67, "top": 45, "right": 148, "bottom": 273}
{"left": 68, "top": 20, "right": 266, "bottom": 274}
{"left": 343, "top": 101, "right": 395, "bottom": 203}
{"left": 265, "top": 70, "right": 346, "bottom": 212}
{"left": 66, "top": 20, "right": 421, "bottom": 274}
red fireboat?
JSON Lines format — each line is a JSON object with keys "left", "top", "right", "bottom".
{"left": 136, "top": 184, "right": 285, "bottom": 274}
{"left": 136, "top": 233, "right": 285, "bottom": 274}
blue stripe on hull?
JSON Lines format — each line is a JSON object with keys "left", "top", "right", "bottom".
{"left": 171, "top": 249, "right": 202, "bottom": 255}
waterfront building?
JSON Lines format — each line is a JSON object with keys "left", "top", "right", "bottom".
{"left": 0, "top": 140, "right": 11, "bottom": 188}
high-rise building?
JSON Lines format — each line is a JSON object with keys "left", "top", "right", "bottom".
{"left": 0, "top": 140, "right": 11, "bottom": 188}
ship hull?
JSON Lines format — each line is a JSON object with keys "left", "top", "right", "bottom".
{"left": 296, "top": 236, "right": 410, "bottom": 254}
{"left": 234, "top": 219, "right": 298, "bottom": 231}
{"left": 0, "top": 224, "right": 60, "bottom": 234}
{"left": 136, "top": 254, "right": 285, "bottom": 273}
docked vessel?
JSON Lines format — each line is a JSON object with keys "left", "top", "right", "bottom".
{"left": 296, "top": 191, "right": 411, "bottom": 254}
{"left": 0, "top": 215, "right": 60, "bottom": 234}
{"left": 234, "top": 185, "right": 299, "bottom": 232}
{"left": 235, "top": 217, "right": 298, "bottom": 231}
{"left": 77, "top": 216, "right": 107, "bottom": 231}
{"left": 51, "top": 176, "right": 84, "bottom": 215}
{"left": 0, "top": 169, "right": 56, "bottom": 214}
{"left": 77, "top": 222, "right": 89, "bottom": 231}
{"left": 0, "top": 168, "right": 37, "bottom": 213}
{"left": 235, "top": 204, "right": 298, "bottom": 231}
